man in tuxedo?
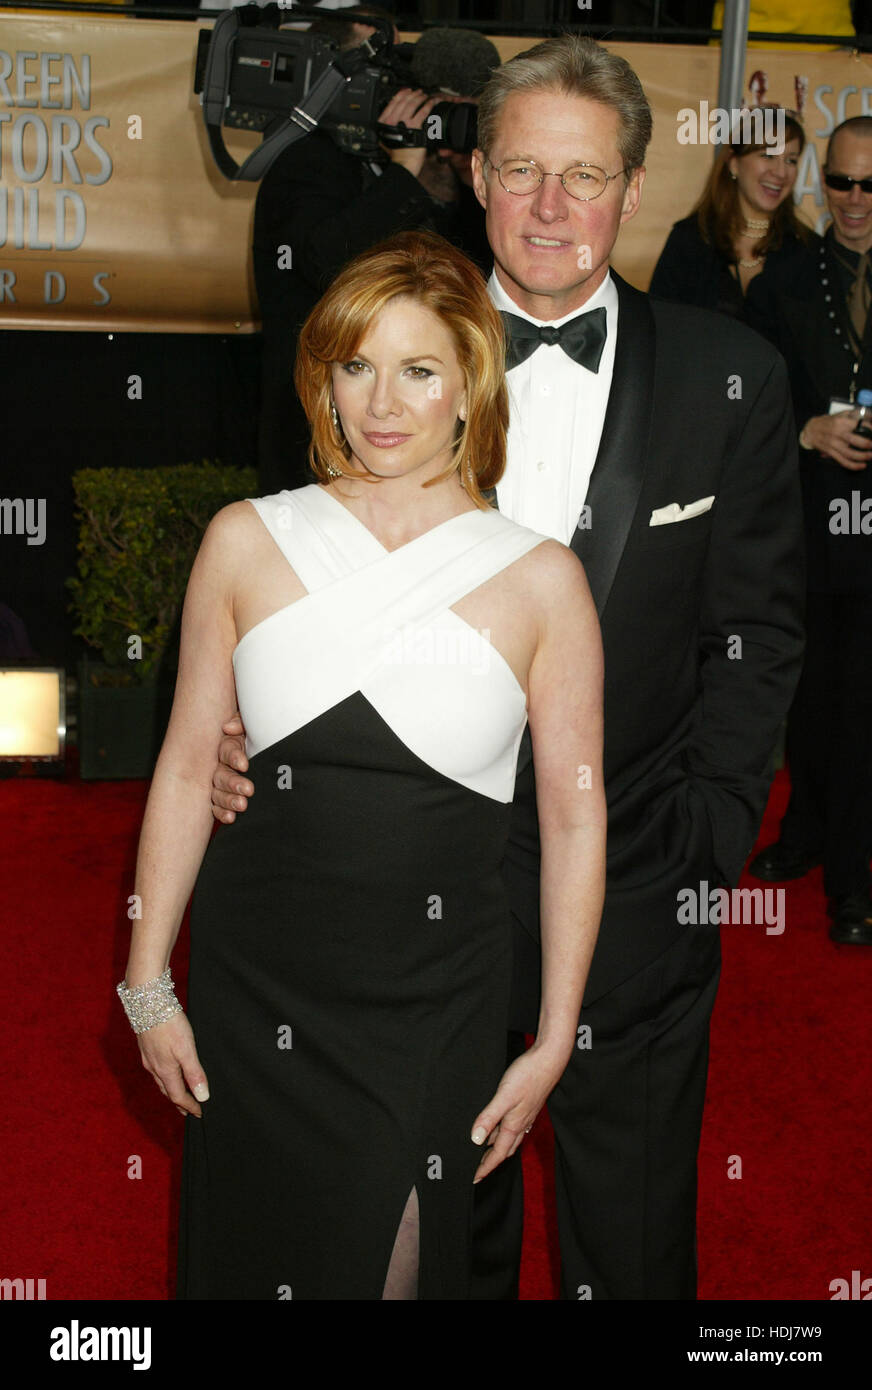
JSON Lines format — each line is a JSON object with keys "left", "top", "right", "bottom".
{"left": 211, "top": 36, "right": 805, "bottom": 1298}
{"left": 745, "top": 116, "right": 872, "bottom": 944}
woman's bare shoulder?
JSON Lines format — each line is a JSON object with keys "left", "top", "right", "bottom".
{"left": 188, "top": 502, "right": 267, "bottom": 597}
{"left": 197, "top": 500, "right": 267, "bottom": 560}
{"left": 202, "top": 499, "right": 262, "bottom": 542}
{"left": 514, "top": 535, "right": 590, "bottom": 598}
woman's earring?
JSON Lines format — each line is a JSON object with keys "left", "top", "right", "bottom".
{"left": 729, "top": 170, "right": 738, "bottom": 181}
{"left": 326, "top": 401, "right": 344, "bottom": 477}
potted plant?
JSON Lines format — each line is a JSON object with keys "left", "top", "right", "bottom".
{"left": 68, "top": 461, "right": 256, "bottom": 778}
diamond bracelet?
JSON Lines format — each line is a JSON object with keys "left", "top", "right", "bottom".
{"left": 117, "top": 967, "right": 183, "bottom": 1034}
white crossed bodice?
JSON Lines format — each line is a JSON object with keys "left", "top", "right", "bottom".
{"left": 231, "top": 485, "right": 548, "bottom": 803}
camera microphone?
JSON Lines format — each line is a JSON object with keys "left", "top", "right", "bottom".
{"left": 409, "top": 28, "right": 500, "bottom": 100}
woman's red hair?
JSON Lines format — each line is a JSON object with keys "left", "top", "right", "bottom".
{"left": 294, "top": 229, "right": 508, "bottom": 507}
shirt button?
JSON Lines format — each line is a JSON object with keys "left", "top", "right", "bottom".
{"left": 541, "top": 383, "right": 551, "bottom": 395}
{"left": 536, "top": 460, "right": 548, "bottom": 471}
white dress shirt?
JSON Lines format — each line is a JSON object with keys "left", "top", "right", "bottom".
{"left": 488, "top": 270, "right": 618, "bottom": 545}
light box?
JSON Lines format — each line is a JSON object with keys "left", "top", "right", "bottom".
{"left": 0, "top": 668, "right": 66, "bottom": 761}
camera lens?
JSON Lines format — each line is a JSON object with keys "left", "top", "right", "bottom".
{"left": 430, "top": 101, "right": 478, "bottom": 154}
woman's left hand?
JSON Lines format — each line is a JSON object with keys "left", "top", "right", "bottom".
{"left": 470, "top": 1041, "right": 571, "bottom": 1183}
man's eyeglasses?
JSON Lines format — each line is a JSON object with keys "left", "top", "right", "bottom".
{"left": 486, "top": 156, "right": 628, "bottom": 201}
{"left": 824, "top": 173, "right": 872, "bottom": 194}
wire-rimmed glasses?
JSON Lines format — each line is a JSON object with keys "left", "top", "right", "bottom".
{"left": 486, "top": 156, "right": 629, "bottom": 201}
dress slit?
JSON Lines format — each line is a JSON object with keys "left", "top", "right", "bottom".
{"left": 381, "top": 1186, "right": 420, "bottom": 1300}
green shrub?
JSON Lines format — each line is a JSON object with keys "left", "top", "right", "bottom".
{"left": 67, "top": 461, "right": 257, "bottom": 682}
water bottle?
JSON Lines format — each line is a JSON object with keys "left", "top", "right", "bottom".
{"left": 853, "top": 388, "right": 872, "bottom": 440}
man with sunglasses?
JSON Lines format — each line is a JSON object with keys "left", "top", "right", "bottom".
{"left": 746, "top": 116, "right": 872, "bottom": 946}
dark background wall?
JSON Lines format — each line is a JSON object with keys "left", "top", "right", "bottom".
{"left": 0, "top": 328, "right": 262, "bottom": 668}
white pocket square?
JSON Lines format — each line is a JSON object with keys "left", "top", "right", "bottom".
{"left": 649, "top": 496, "right": 715, "bottom": 527}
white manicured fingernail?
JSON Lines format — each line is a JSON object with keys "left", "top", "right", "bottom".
{"left": 471, "top": 1126, "right": 487, "bottom": 1145}
{"left": 193, "top": 1083, "right": 209, "bottom": 1102}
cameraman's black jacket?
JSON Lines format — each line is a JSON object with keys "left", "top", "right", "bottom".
{"left": 252, "top": 129, "right": 490, "bottom": 492}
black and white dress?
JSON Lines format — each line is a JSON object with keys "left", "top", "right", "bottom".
{"left": 177, "top": 484, "right": 546, "bottom": 1300}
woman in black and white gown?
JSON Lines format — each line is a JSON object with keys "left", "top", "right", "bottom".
{"left": 118, "top": 229, "right": 605, "bottom": 1300}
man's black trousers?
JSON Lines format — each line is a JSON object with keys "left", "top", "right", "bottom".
{"left": 470, "top": 921, "right": 722, "bottom": 1300}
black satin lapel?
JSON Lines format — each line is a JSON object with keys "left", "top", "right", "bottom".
{"left": 571, "top": 271, "right": 656, "bottom": 617}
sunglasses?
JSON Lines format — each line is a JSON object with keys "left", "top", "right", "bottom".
{"left": 824, "top": 173, "right": 872, "bottom": 193}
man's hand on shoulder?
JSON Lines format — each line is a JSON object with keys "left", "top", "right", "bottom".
{"left": 211, "top": 713, "right": 254, "bottom": 824}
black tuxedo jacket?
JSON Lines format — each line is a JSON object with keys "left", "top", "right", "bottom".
{"left": 503, "top": 270, "right": 805, "bottom": 1022}
{"left": 744, "top": 232, "right": 872, "bottom": 596}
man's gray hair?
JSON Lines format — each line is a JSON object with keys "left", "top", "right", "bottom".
{"left": 476, "top": 35, "right": 653, "bottom": 173}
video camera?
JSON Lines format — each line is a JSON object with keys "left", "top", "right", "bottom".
{"left": 195, "top": 5, "right": 481, "bottom": 181}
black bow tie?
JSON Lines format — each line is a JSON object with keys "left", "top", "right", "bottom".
{"left": 500, "top": 306, "right": 607, "bottom": 373}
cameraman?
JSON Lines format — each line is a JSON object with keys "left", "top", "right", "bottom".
{"left": 252, "top": 8, "right": 496, "bottom": 491}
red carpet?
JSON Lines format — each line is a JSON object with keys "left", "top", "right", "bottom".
{"left": 0, "top": 764, "right": 869, "bottom": 1300}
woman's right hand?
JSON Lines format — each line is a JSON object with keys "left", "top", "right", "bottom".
{"left": 470, "top": 1041, "right": 570, "bottom": 1184}
{"left": 136, "top": 1011, "right": 209, "bottom": 1119}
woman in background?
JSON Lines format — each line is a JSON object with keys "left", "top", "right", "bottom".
{"left": 650, "top": 108, "right": 810, "bottom": 314}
